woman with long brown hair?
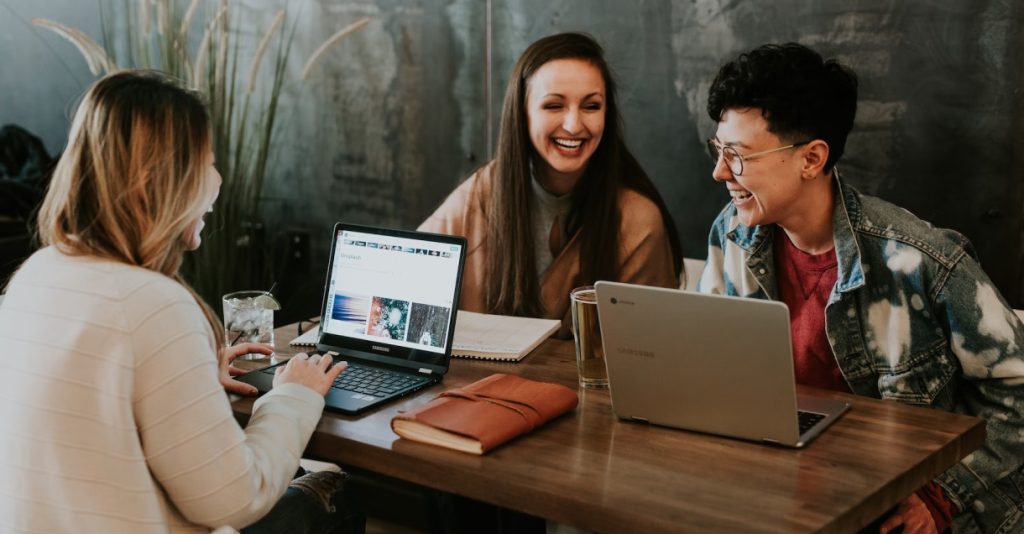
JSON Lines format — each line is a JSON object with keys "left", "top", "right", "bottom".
{"left": 0, "top": 71, "right": 360, "bottom": 533}
{"left": 420, "top": 32, "right": 681, "bottom": 335}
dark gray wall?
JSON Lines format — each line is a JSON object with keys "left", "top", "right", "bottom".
{"left": 1, "top": 1, "right": 99, "bottom": 154}
{"left": 3, "top": 0, "right": 1023, "bottom": 311}
{"left": 266, "top": 0, "right": 485, "bottom": 233}
{"left": 486, "top": 0, "right": 1024, "bottom": 307}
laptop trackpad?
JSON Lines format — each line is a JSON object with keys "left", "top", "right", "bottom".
{"left": 325, "top": 387, "right": 376, "bottom": 412}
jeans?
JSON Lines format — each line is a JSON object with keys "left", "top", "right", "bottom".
{"left": 242, "top": 470, "right": 365, "bottom": 534}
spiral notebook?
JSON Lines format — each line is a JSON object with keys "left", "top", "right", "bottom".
{"left": 292, "top": 310, "right": 560, "bottom": 362}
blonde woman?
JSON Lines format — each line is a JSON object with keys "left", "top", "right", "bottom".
{"left": 0, "top": 71, "right": 361, "bottom": 533}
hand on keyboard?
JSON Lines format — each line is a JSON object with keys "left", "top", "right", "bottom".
{"left": 274, "top": 352, "right": 347, "bottom": 396}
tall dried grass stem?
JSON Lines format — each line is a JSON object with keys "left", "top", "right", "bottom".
{"left": 32, "top": 18, "right": 112, "bottom": 76}
{"left": 139, "top": 0, "right": 150, "bottom": 36}
{"left": 191, "top": 5, "right": 226, "bottom": 87}
{"left": 156, "top": 0, "right": 169, "bottom": 36}
{"left": 214, "top": 4, "right": 229, "bottom": 100}
{"left": 179, "top": 0, "right": 200, "bottom": 38}
{"left": 300, "top": 17, "right": 370, "bottom": 80}
{"left": 246, "top": 10, "right": 284, "bottom": 94}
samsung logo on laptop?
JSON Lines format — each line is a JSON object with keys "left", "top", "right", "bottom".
{"left": 371, "top": 345, "right": 391, "bottom": 353}
{"left": 618, "top": 347, "right": 654, "bottom": 358}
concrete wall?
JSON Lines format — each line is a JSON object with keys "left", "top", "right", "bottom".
{"left": 3, "top": 0, "right": 1022, "bottom": 313}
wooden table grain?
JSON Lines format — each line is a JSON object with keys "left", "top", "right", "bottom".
{"left": 231, "top": 323, "right": 986, "bottom": 533}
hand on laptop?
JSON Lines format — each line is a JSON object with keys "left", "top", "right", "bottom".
{"left": 274, "top": 352, "right": 347, "bottom": 396}
{"left": 218, "top": 343, "right": 272, "bottom": 396}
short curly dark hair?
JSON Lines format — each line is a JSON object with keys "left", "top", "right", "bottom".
{"left": 707, "top": 43, "right": 858, "bottom": 173}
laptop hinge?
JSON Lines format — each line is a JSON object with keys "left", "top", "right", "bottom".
{"left": 417, "top": 368, "right": 432, "bottom": 375}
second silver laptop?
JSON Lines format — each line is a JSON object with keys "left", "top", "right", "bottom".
{"left": 595, "top": 281, "right": 849, "bottom": 448}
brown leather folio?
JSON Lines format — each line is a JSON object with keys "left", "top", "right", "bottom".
{"left": 391, "top": 373, "right": 579, "bottom": 454}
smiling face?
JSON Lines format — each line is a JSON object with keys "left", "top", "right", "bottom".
{"left": 712, "top": 108, "right": 809, "bottom": 228}
{"left": 182, "top": 147, "right": 222, "bottom": 251}
{"left": 525, "top": 58, "right": 606, "bottom": 194}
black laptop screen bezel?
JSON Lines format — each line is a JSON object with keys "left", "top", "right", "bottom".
{"left": 315, "top": 222, "right": 466, "bottom": 375}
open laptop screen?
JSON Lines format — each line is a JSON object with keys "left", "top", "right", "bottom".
{"left": 318, "top": 224, "right": 465, "bottom": 371}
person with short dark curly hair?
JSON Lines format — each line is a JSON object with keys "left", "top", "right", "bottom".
{"left": 699, "top": 43, "right": 1024, "bottom": 534}
{"left": 705, "top": 43, "right": 857, "bottom": 174}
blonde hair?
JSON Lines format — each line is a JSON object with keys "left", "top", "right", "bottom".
{"left": 37, "top": 70, "right": 224, "bottom": 347}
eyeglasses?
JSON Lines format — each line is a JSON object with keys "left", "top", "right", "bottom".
{"left": 706, "top": 138, "right": 810, "bottom": 176}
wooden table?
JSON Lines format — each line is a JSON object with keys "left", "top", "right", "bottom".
{"left": 232, "top": 323, "right": 985, "bottom": 533}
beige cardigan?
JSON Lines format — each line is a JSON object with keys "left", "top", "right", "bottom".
{"left": 0, "top": 248, "right": 324, "bottom": 533}
{"left": 419, "top": 162, "right": 678, "bottom": 337}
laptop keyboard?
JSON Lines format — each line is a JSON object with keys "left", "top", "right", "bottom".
{"left": 331, "top": 362, "right": 429, "bottom": 398}
{"left": 798, "top": 410, "right": 826, "bottom": 434}
{"left": 259, "top": 359, "right": 429, "bottom": 398}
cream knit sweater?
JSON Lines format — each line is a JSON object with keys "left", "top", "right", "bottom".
{"left": 0, "top": 247, "right": 325, "bottom": 532}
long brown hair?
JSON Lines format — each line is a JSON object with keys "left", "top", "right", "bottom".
{"left": 37, "top": 70, "right": 224, "bottom": 347}
{"left": 486, "top": 32, "right": 682, "bottom": 316}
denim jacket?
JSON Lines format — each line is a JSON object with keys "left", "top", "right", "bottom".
{"left": 698, "top": 176, "right": 1024, "bottom": 533}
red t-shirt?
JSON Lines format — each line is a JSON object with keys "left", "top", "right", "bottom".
{"left": 773, "top": 228, "right": 955, "bottom": 531}
{"left": 773, "top": 228, "right": 848, "bottom": 393}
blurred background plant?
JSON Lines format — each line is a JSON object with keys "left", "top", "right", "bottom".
{"left": 32, "top": 0, "right": 368, "bottom": 311}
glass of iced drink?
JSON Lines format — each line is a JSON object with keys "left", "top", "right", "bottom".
{"left": 222, "top": 291, "right": 278, "bottom": 360}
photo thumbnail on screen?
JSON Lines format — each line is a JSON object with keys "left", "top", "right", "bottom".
{"left": 367, "top": 297, "right": 410, "bottom": 340}
{"left": 406, "top": 303, "right": 451, "bottom": 348}
{"left": 330, "top": 292, "right": 371, "bottom": 335}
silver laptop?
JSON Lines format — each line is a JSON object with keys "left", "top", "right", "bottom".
{"left": 595, "top": 281, "right": 849, "bottom": 448}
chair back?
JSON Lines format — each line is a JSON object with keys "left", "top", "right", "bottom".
{"left": 681, "top": 258, "right": 706, "bottom": 292}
